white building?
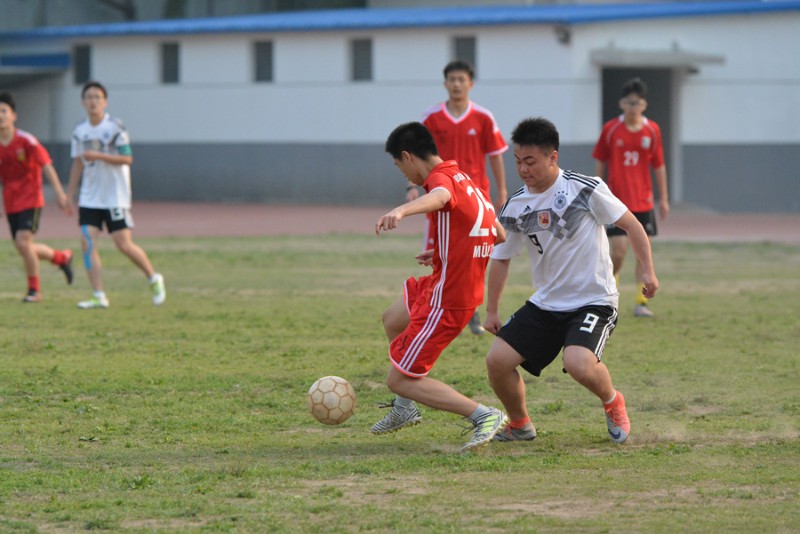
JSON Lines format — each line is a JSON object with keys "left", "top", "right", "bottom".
{"left": 1, "top": 1, "right": 799, "bottom": 212}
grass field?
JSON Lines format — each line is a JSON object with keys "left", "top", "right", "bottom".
{"left": 1, "top": 234, "right": 798, "bottom": 533}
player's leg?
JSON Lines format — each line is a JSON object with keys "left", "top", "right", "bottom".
{"left": 111, "top": 228, "right": 154, "bottom": 277}
{"left": 13, "top": 228, "right": 42, "bottom": 302}
{"left": 77, "top": 216, "right": 109, "bottom": 309}
{"left": 562, "top": 345, "right": 629, "bottom": 443}
{"left": 110, "top": 223, "right": 166, "bottom": 305}
{"left": 562, "top": 345, "right": 615, "bottom": 401}
{"left": 385, "top": 366, "right": 477, "bottom": 415}
{"left": 562, "top": 306, "right": 629, "bottom": 443}
{"left": 486, "top": 337, "right": 537, "bottom": 442}
{"left": 633, "top": 211, "right": 657, "bottom": 317}
{"left": 486, "top": 337, "right": 528, "bottom": 422}
{"left": 381, "top": 296, "right": 409, "bottom": 341}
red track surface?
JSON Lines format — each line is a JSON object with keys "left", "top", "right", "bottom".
{"left": 31, "top": 202, "right": 800, "bottom": 245}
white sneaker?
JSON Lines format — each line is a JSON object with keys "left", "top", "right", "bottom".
{"left": 78, "top": 295, "right": 109, "bottom": 309}
{"left": 150, "top": 273, "right": 166, "bottom": 306}
{"left": 633, "top": 304, "right": 654, "bottom": 318}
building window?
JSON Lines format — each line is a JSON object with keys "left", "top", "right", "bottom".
{"left": 453, "top": 36, "right": 477, "bottom": 72}
{"left": 73, "top": 44, "right": 91, "bottom": 84}
{"left": 254, "top": 41, "right": 273, "bottom": 83}
{"left": 351, "top": 38, "right": 372, "bottom": 82}
{"left": 161, "top": 42, "right": 180, "bottom": 84}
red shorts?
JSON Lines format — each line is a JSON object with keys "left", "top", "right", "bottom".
{"left": 389, "top": 276, "right": 474, "bottom": 378}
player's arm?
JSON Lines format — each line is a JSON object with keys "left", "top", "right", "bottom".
{"left": 489, "top": 153, "right": 507, "bottom": 207}
{"left": 42, "top": 163, "right": 70, "bottom": 213}
{"left": 66, "top": 157, "right": 84, "bottom": 206}
{"left": 494, "top": 218, "right": 506, "bottom": 245}
{"left": 653, "top": 164, "right": 669, "bottom": 220}
{"left": 81, "top": 150, "right": 132, "bottom": 166}
{"left": 375, "top": 187, "right": 450, "bottom": 235}
{"left": 614, "top": 210, "right": 659, "bottom": 298}
{"left": 484, "top": 258, "right": 511, "bottom": 334}
{"left": 594, "top": 160, "right": 608, "bottom": 181}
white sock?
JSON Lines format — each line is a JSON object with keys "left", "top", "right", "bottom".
{"left": 469, "top": 404, "right": 491, "bottom": 423}
{"left": 394, "top": 396, "right": 413, "bottom": 409}
{"left": 94, "top": 291, "right": 106, "bottom": 299}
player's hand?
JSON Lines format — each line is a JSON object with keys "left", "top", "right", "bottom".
{"left": 405, "top": 186, "right": 420, "bottom": 202}
{"left": 82, "top": 150, "right": 102, "bottom": 162}
{"left": 415, "top": 249, "right": 434, "bottom": 266}
{"left": 641, "top": 273, "right": 659, "bottom": 299}
{"left": 375, "top": 209, "right": 403, "bottom": 235}
{"left": 483, "top": 311, "right": 503, "bottom": 335}
{"left": 659, "top": 199, "right": 670, "bottom": 221}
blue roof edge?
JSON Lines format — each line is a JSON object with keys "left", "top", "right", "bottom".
{"left": 2, "top": 1, "right": 799, "bottom": 40}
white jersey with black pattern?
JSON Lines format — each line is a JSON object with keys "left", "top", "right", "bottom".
{"left": 71, "top": 113, "right": 132, "bottom": 209}
{"left": 492, "top": 169, "right": 627, "bottom": 311}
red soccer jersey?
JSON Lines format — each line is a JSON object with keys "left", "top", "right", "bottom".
{"left": 593, "top": 116, "right": 664, "bottom": 212}
{"left": 422, "top": 160, "right": 498, "bottom": 310}
{"left": 0, "top": 129, "right": 51, "bottom": 214}
{"left": 422, "top": 102, "right": 508, "bottom": 200}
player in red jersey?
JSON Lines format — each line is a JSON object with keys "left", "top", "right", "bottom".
{"left": 0, "top": 92, "right": 73, "bottom": 302}
{"left": 410, "top": 59, "right": 509, "bottom": 335}
{"left": 371, "top": 121, "right": 508, "bottom": 451}
{"left": 593, "top": 78, "right": 669, "bottom": 318}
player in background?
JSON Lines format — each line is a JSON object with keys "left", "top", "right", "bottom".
{"left": 66, "top": 81, "right": 165, "bottom": 309}
{"left": 407, "top": 59, "right": 509, "bottom": 335}
{"left": 0, "top": 91, "right": 73, "bottom": 302}
{"left": 372, "top": 121, "right": 508, "bottom": 452}
{"left": 483, "top": 117, "right": 658, "bottom": 444}
{"left": 593, "top": 77, "right": 669, "bottom": 318}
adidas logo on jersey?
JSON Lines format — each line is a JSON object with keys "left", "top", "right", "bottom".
{"left": 468, "top": 128, "right": 477, "bottom": 136}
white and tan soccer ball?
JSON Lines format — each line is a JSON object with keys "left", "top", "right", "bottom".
{"left": 307, "top": 376, "right": 356, "bottom": 425}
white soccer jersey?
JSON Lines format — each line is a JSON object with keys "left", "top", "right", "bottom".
{"left": 492, "top": 169, "right": 628, "bottom": 311}
{"left": 71, "top": 113, "right": 132, "bottom": 209}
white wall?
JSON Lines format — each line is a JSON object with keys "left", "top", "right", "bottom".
{"left": 18, "top": 10, "right": 800, "bottom": 148}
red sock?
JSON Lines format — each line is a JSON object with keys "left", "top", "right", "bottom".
{"left": 51, "top": 250, "right": 66, "bottom": 265}
{"left": 28, "top": 276, "right": 40, "bottom": 292}
{"left": 509, "top": 417, "right": 531, "bottom": 429}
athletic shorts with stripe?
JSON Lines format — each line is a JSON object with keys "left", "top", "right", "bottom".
{"left": 7, "top": 208, "right": 41, "bottom": 239}
{"left": 607, "top": 209, "right": 657, "bottom": 237}
{"left": 498, "top": 301, "right": 618, "bottom": 377}
{"left": 389, "top": 275, "right": 475, "bottom": 378}
{"left": 79, "top": 207, "right": 135, "bottom": 233}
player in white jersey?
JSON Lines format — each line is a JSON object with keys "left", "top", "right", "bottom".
{"left": 66, "top": 81, "right": 165, "bottom": 309}
{"left": 483, "top": 117, "right": 659, "bottom": 445}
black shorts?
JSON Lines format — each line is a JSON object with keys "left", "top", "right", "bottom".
{"left": 497, "top": 301, "right": 618, "bottom": 377}
{"left": 7, "top": 208, "right": 41, "bottom": 239}
{"left": 607, "top": 210, "right": 657, "bottom": 237}
{"left": 79, "top": 207, "right": 134, "bottom": 233}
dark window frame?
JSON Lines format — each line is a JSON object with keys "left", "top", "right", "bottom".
{"left": 350, "top": 38, "right": 372, "bottom": 82}
{"left": 254, "top": 40, "right": 274, "bottom": 83}
{"left": 161, "top": 42, "right": 180, "bottom": 84}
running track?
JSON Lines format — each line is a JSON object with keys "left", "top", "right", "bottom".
{"left": 33, "top": 202, "right": 800, "bottom": 245}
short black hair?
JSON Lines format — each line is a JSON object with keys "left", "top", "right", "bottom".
{"left": 0, "top": 91, "right": 16, "bottom": 111}
{"left": 82, "top": 80, "right": 108, "bottom": 99}
{"left": 511, "top": 117, "right": 560, "bottom": 152}
{"left": 622, "top": 78, "right": 647, "bottom": 99}
{"left": 385, "top": 122, "right": 439, "bottom": 160}
{"left": 443, "top": 59, "right": 474, "bottom": 80}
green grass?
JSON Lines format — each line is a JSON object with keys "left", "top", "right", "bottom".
{"left": 1, "top": 235, "right": 799, "bottom": 533}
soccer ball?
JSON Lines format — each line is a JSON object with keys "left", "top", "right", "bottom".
{"left": 307, "top": 376, "right": 356, "bottom": 425}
